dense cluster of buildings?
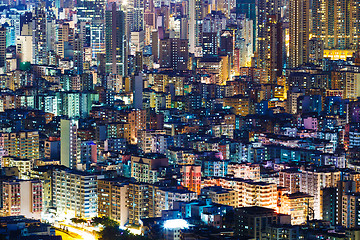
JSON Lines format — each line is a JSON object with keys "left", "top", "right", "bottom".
{"left": 0, "top": 0, "right": 359, "bottom": 239}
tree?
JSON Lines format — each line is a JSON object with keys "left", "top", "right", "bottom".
{"left": 71, "top": 217, "right": 87, "bottom": 225}
{"left": 91, "top": 216, "right": 119, "bottom": 227}
{"left": 98, "top": 226, "right": 150, "bottom": 240}
{"left": 70, "top": 218, "right": 79, "bottom": 224}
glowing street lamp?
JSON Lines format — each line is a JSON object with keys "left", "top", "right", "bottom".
{"left": 163, "top": 219, "right": 189, "bottom": 230}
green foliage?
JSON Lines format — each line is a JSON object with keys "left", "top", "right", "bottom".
{"left": 91, "top": 216, "right": 119, "bottom": 227}
{"left": 70, "top": 217, "right": 87, "bottom": 224}
{"left": 98, "top": 226, "right": 150, "bottom": 240}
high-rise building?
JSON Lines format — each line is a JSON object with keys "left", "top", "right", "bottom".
{"left": 309, "top": 38, "right": 324, "bottom": 62}
{"left": 0, "top": 27, "right": 6, "bottom": 69}
{"left": 159, "top": 38, "right": 188, "bottom": 71}
{"left": 80, "top": 73, "right": 94, "bottom": 91}
{"left": 32, "top": 4, "right": 47, "bottom": 65}
{"left": 202, "top": 177, "right": 278, "bottom": 209}
{"left": 16, "top": 35, "right": 32, "bottom": 64}
{"left": 256, "top": 0, "right": 281, "bottom": 69}
{"left": 137, "top": 129, "right": 167, "bottom": 153}
{"left": 344, "top": 72, "right": 360, "bottom": 100}
{"left": 29, "top": 166, "right": 57, "bottom": 214}
{"left": 60, "top": 119, "right": 79, "bottom": 169}
{"left": 52, "top": 168, "right": 101, "bottom": 219}
{"left": 312, "top": 0, "right": 360, "bottom": 50}
{"left": 223, "top": 95, "right": 251, "bottom": 116}
{"left": 55, "top": 23, "right": 65, "bottom": 59}
{"left": 279, "top": 168, "right": 301, "bottom": 194}
{"left": 79, "top": 140, "right": 97, "bottom": 170}
{"left": 2, "top": 157, "right": 34, "bottom": 179}
{"left": 62, "top": 92, "right": 81, "bottom": 118}
{"left": 227, "top": 162, "right": 260, "bottom": 180}
{"left": 125, "top": 0, "right": 144, "bottom": 32}
{"left": 235, "top": 206, "right": 291, "bottom": 239}
{"left": 188, "top": 0, "right": 203, "bottom": 54}
{"left": 289, "top": 0, "right": 309, "bottom": 68}
{"left": 201, "top": 186, "right": 238, "bottom": 207}
{"left": 234, "top": 15, "right": 253, "bottom": 71}
{"left": 105, "top": 3, "right": 126, "bottom": 76}
{"left": 219, "top": 30, "right": 233, "bottom": 56}
{"left": 322, "top": 187, "right": 337, "bottom": 225}
{"left": 235, "top": 0, "right": 256, "bottom": 52}
{"left": 77, "top": 0, "right": 106, "bottom": 59}
{"left": 73, "top": 34, "right": 84, "bottom": 74}
{"left": 202, "top": 32, "right": 218, "bottom": 57}
{"left": 300, "top": 167, "right": 341, "bottom": 219}
{"left": 322, "top": 180, "right": 356, "bottom": 226}
{"left": 265, "top": 15, "right": 283, "bottom": 84}
{"left": 155, "top": 187, "right": 197, "bottom": 217}
{"left": 125, "top": 109, "right": 146, "bottom": 144}
{"left": 342, "top": 193, "right": 360, "bottom": 228}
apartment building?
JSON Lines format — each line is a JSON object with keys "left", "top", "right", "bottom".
{"left": 128, "top": 182, "right": 156, "bottom": 225}
{"left": 1, "top": 131, "right": 39, "bottom": 161}
{"left": 97, "top": 178, "right": 129, "bottom": 227}
{"left": 300, "top": 167, "right": 341, "bottom": 219}
{"left": 2, "top": 179, "right": 42, "bottom": 219}
{"left": 279, "top": 168, "right": 301, "bottom": 194}
{"left": 202, "top": 177, "right": 277, "bottom": 209}
{"left": 223, "top": 95, "right": 251, "bottom": 116}
{"left": 52, "top": 168, "right": 103, "bottom": 219}
{"left": 342, "top": 193, "right": 360, "bottom": 228}
{"left": 201, "top": 186, "right": 237, "bottom": 207}
{"left": 280, "top": 192, "right": 314, "bottom": 225}
{"left": 182, "top": 165, "right": 202, "bottom": 195}
{"left": 155, "top": 188, "right": 197, "bottom": 217}
{"left": 235, "top": 206, "right": 291, "bottom": 239}
{"left": 131, "top": 153, "right": 168, "bottom": 184}
{"left": 227, "top": 162, "right": 260, "bottom": 180}
{"left": 137, "top": 129, "right": 167, "bottom": 153}
{"left": 3, "top": 156, "right": 33, "bottom": 179}
{"left": 125, "top": 109, "right": 146, "bottom": 144}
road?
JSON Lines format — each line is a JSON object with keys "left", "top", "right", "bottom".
{"left": 55, "top": 230, "right": 79, "bottom": 240}
{"left": 54, "top": 223, "right": 97, "bottom": 240}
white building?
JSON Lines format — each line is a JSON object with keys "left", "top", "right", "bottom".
{"left": 300, "top": 167, "right": 341, "bottom": 219}
{"left": 16, "top": 35, "right": 33, "bottom": 63}
{"left": 60, "top": 119, "right": 79, "bottom": 169}
{"left": 344, "top": 72, "right": 360, "bottom": 100}
{"left": 52, "top": 168, "right": 103, "bottom": 219}
{"left": 227, "top": 162, "right": 260, "bottom": 180}
{"left": 2, "top": 179, "right": 42, "bottom": 219}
